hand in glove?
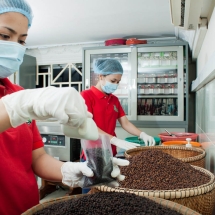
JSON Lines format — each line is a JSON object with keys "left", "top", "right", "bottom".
{"left": 61, "top": 158, "right": 129, "bottom": 188}
{"left": 61, "top": 162, "right": 94, "bottom": 187}
{"left": 109, "top": 157, "right": 129, "bottom": 187}
{"left": 110, "top": 136, "right": 140, "bottom": 150}
{"left": 140, "top": 132, "right": 155, "bottom": 146}
{"left": 1, "top": 86, "right": 91, "bottom": 128}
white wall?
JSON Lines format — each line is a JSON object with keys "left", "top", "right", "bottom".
{"left": 195, "top": 6, "right": 215, "bottom": 148}
{"left": 197, "top": 6, "right": 215, "bottom": 75}
{"left": 26, "top": 43, "right": 103, "bottom": 65}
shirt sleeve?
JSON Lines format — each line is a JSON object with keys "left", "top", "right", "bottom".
{"left": 31, "top": 120, "right": 44, "bottom": 150}
{"left": 81, "top": 90, "right": 93, "bottom": 114}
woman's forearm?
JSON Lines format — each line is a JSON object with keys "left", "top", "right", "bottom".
{"left": 122, "top": 121, "right": 142, "bottom": 136}
{"left": 32, "top": 148, "right": 64, "bottom": 182}
{"left": 118, "top": 116, "right": 142, "bottom": 137}
{"left": 0, "top": 99, "right": 12, "bottom": 133}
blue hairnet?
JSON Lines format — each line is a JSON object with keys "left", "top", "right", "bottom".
{"left": 0, "top": 0, "right": 33, "bottom": 27}
{"left": 93, "top": 59, "right": 123, "bottom": 75}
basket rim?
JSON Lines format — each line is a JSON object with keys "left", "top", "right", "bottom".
{"left": 125, "top": 146, "right": 206, "bottom": 163}
{"left": 22, "top": 195, "right": 86, "bottom": 215}
{"left": 96, "top": 165, "right": 215, "bottom": 200}
{"left": 22, "top": 193, "right": 200, "bottom": 215}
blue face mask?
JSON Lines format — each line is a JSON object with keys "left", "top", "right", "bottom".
{"left": 101, "top": 80, "right": 118, "bottom": 94}
{"left": 0, "top": 41, "right": 26, "bottom": 78}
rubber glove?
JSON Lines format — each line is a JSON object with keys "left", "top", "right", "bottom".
{"left": 140, "top": 132, "right": 155, "bottom": 146}
{"left": 109, "top": 157, "right": 129, "bottom": 187}
{"left": 1, "top": 86, "right": 91, "bottom": 128}
{"left": 110, "top": 136, "right": 140, "bottom": 150}
{"left": 61, "top": 158, "right": 129, "bottom": 187}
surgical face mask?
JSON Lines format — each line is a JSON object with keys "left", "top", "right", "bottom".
{"left": 101, "top": 80, "right": 118, "bottom": 94}
{"left": 0, "top": 41, "right": 26, "bottom": 78}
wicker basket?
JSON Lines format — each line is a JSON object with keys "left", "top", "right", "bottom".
{"left": 21, "top": 193, "right": 201, "bottom": 215}
{"left": 125, "top": 146, "right": 206, "bottom": 168}
{"left": 96, "top": 166, "right": 215, "bottom": 215}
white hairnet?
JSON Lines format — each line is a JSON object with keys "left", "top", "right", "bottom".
{"left": 0, "top": 0, "right": 33, "bottom": 27}
{"left": 93, "top": 59, "right": 123, "bottom": 75}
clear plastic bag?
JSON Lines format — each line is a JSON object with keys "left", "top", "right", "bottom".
{"left": 81, "top": 134, "right": 114, "bottom": 188}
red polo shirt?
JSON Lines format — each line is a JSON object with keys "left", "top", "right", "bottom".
{"left": 0, "top": 78, "right": 44, "bottom": 215}
{"left": 81, "top": 86, "right": 125, "bottom": 157}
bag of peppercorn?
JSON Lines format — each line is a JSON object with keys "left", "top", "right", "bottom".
{"left": 81, "top": 134, "right": 115, "bottom": 187}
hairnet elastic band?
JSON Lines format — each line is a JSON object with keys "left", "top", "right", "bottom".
{"left": 0, "top": 8, "right": 32, "bottom": 27}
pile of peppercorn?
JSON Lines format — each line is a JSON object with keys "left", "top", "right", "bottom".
{"left": 33, "top": 192, "right": 183, "bottom": 215}
{"left": 119, "top": 150, "right": 210, "bottom": 190}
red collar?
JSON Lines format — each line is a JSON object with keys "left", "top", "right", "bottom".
{"left": 91, "top": 86, "right": 113, "bottom": 99}
{"left": 0, "top": 78, "right": 17, "bottom": 98}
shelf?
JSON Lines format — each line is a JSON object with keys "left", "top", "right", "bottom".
{"left": 138, "top": 114, "right": 178, "bottom": 117}
{"left": 138, "top": 67, "right": 177, "bottom": 73}
{"left": 137, "top": 82, "right": 178, "bottom": 84}
{"left": 137, "top": 95, "right": 178, "bottom": 98}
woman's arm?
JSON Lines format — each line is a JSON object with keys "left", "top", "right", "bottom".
{"left": 118, "top": 116, "right": 142, "bottom": 136}
{"left": 0, "top": 100, "right": 12, "bottom": 133}
{"left": 32, "top": 147, "right": 64, "bottom": 182}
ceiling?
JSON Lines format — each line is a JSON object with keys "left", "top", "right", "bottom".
{"left": 26, "top": 0, "right": 175, "bottom": 48}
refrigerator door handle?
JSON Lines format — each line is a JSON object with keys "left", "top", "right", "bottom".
{"left": 86, "top": 79, "right": 89, "bottom": 89}
{"left": 132, "top": 79, "right": 136, "bottom": 89}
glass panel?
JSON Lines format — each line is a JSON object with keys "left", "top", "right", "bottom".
{"left": 138, "top": 51, "right": 178, "bottom": 68}
{"left": 137, "top": 98, "right": 178, "bottom": 116}
{"left": 53, "top": 64, "right": 69, "bottom": 83}
{"left": 137, "top": 51, "right": 179, "bottom": 117}
{"left": 71, "top": 84, "right": 79, "bottom": 91}
{"left": 90, "top": 53, "right": 131, "bottom": 116}
{"left": 36, "top": 65, "right": 50, "bottom": 88}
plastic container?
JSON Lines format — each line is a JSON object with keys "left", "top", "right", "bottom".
{"left": 125, "top": 136, "right": 161, "bottom": 146}
{"left": 159, "top": 132, "right": 198, "bottom": 142}
{"left": 162, "top": 140, "right": 201, "bottom": 147}
{"left": 105, "top": 38, "right": 126, "bottom": 46}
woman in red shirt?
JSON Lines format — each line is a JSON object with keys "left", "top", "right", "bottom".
{"left": 81, "top": 58, "right": 155, "bottom": 159}
{"left": 0, "top": 1, "right": 128, "bottom": 214}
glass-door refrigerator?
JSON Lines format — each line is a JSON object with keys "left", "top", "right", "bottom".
{"left": 83, "top": 42, "right": 189, "bottom": 132}
{"left": 136, "top": 46, "right": 184, "bottom": 121}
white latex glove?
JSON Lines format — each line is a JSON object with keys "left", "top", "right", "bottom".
{"left": 140, "top": 132, "right": 155, "bottom": 146}
{"left": 110, "top": 136, "right": 140, "bottom": 150}
{"left": 1, "top": 86, "right": 91, "bottom": 128}
{"left": 108, "top": 157, "right": 129, "bottom": 187}
{"left": 61, "top": 162, "right": 94, "bottom": 187}
{"left": 61, "top": 158, "right": 130, "bottom": 188}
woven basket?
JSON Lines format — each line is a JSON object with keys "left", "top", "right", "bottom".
{"left": 96, "top": 166, "right": 215, "bottom": 215}
{"left": 21, "top": 193, "right": 200, "bottom": 215}
{"left": 125, "top": 146, "right": 206, "bottom": 168}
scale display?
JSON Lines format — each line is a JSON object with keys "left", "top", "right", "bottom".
{"left": 41, "top": 134, "right": 65, "bottom": 146}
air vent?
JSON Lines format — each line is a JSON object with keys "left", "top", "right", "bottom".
{"left": 169, "top": 0, "right": 203, "bottom": 30}
{"left": 180, "top": 0, "right": 185, "bottom": 27}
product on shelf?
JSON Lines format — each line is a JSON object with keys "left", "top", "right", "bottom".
{"left": 137, "top": 98, "right": 178, "bottom": 116}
